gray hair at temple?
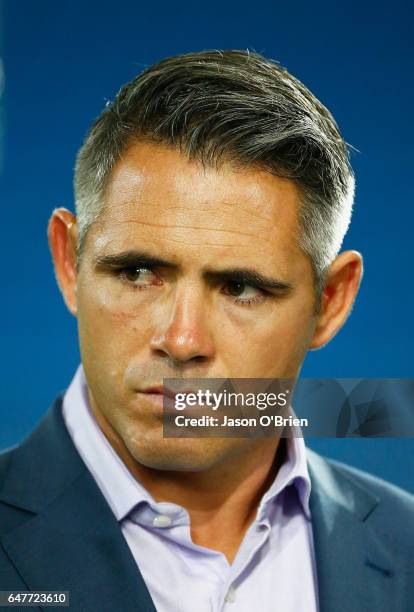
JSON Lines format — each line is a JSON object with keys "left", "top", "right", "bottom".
{"left": 74, "top": 49, "right": 355, "bottom": 295}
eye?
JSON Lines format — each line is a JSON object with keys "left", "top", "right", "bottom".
{"left": 120, "top": 267, "right": 161, "bottom": 288}
{"left": 222, "top": 280, "right": 264, "bottom": 305}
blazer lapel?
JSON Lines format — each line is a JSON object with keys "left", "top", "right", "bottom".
{"left": 0, "top": 398, "right": 156, "bottom": 612}
{"left": 307, "top": 450, "right": 398, "bottom": 612}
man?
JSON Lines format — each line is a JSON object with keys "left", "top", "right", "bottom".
{"left": 0, "top": 50, "right": 413, "bottom": 611}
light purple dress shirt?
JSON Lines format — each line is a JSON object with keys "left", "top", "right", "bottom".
{"left": 62, "top": 364, "right": 318, "bottom": 611}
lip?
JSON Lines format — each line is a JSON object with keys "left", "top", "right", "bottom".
{"left": 142, "top": 386, "right": 175, "bottom": 399}
{"left": 142, "top": 385, "right": 201, "bottom": 399}
{"left": 135, "top": 389, "right": 174, "bottom": 412}
{"left": 139, "top": 386, "right": 208, "bottom": 414}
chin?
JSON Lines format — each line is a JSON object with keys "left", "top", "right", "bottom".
{"left": 126, "top": 435, "right": 231, "bottom": 473}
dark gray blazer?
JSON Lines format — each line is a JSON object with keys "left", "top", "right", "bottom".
{"left": 0, "top": 397, "right": 413, "bottom": 611}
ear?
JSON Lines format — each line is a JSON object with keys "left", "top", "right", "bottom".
{"left": 47, "top": 208, "right": 78, "bottom": 316}
{"left": 310, "top": 250, "right": 363, "bottom": 350}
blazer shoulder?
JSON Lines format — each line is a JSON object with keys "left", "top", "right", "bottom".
{"left": 0, "top": 444, "right": 35, "bottom": 537}
{"left": 328, "top": 456, "right": 414, "bottom": 512}
{"left": 0, "top": 445, "right": 16, "bottom": 488}
{"left": 308, "top": 449, "right": 414, "bottom": 549}
{"left": 0, "top": 396, "right": 84, "bottom": 529}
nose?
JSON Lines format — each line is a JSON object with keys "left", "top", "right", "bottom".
{"left": 150, "top": 282, "right": 215, "bottom": 365}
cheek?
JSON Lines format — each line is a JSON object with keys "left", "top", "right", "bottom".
{"left": 76, "top": 280, "right": 155, "bottom": 372}
{"left": 267, "top": 302, "right": 316, "bottom": 370}
{"left": 215, "top": 298, "right": 315, "bottom": 377}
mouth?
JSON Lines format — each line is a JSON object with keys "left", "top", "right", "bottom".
{"left": 139, "top": 385, "right": 207, "bottom": 413}
{"left": 143, "top": 386, "right": 174, "bottom": 398}
{"left": 138, "top": 386, "right": 178, "bottom": 409}
{"left": 142, "top": 385, "right": 201, "bottom": 399}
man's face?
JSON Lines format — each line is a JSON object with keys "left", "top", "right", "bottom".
{"left": 74, "top": 141, "right": 318, "bottom": 470}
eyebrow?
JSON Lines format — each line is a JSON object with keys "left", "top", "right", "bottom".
{"left": 204, "top": 268, "right": 292, "bottom": 292}
{"left": 94, "top": 251, "right": 175, "bottom": 271}
{"left": 94, "top": 250, "right": 293, "bottom": 292}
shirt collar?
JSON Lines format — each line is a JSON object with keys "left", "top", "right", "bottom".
{"left": 62, "top": 364, "right": 311, "bottom": 522}
{"left": 257, "top": 433, "right": 312, "bottom": 521}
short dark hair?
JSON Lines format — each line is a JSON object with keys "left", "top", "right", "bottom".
{"left": 74, "top": 49, "right": 354, "bottom": 294}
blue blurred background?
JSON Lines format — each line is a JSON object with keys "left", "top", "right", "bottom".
{"left": 1, "top": 0, "right": 413, "bottom": 491}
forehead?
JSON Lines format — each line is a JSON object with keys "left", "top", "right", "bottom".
{"left": 89, "top": 142, "right": 307, "bottom": 276}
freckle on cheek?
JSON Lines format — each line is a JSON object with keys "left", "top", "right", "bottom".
{"left": 111, "top": 309, "right": 134, "bottom": 323}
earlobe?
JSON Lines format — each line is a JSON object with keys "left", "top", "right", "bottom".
{"left": 309, "top": 250, "right": 363, "bottom": 350}
{"left": 47, "top": 208, "right": 78, "bottom": 317}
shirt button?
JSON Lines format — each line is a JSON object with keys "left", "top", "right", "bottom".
{"left": 224, "top": 586, "right": 236, "bottom": 604}
{"left": 152, "top": 514, "right": 172, "bottom": 528}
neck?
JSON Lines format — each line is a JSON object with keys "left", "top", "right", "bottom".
{"left": 90, "top": 396, "right": 286, "bottom": 563}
